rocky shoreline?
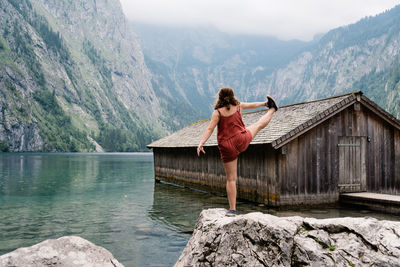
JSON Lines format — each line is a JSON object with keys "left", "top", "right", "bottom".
{"left": 2, "top": 209, "right": 400, "bottom": 266}
{"left": 176, "top": 208, "right": 400, "bottom": 266}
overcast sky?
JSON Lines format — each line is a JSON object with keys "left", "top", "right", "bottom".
{"left": 119, "top": 0, "right": 399, "bottom": 41}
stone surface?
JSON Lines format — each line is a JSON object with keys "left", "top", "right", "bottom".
{"left": 0, "top": 236, "right": 123, "bottom": 267}
{"left": 176, "top": 208, "right": 400, "bottom": 267}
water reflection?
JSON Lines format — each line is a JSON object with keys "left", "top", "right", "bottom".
{"left": 0, "top": 153, "right": 175, "bottom": 267}
{"left": 150, "top": 182, "right": 226, "bottom": 232}
{"left": 0, "top": 153, "right": 97, "bottom": 197}
{"left": 0, "top": 153, "right": 153, "bottom": 197}
{"left": 150, "top": 181, "right": 400, "bottom": 233}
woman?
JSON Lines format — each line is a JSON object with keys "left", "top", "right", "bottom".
{"left": 197, "top": 87, "right": 278, "bottom": 216}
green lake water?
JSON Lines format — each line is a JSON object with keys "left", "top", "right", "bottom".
{"left": 0, "top": 153, "right": 399, "bottom": 266}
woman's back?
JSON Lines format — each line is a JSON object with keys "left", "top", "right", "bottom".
{"left": 217, "top": 105, "right": 239, "bottom": 117}
{"left": 217, "top": 105, "right": 246, "bottom": 142}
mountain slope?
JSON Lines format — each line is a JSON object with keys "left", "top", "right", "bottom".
{"left": 0, "top": 0, "right": 192, "bottom": 151}
{"left": 132, "top": 24, "right": 310, "bottom": 116}
{"left": 255, "top": 5, "right": 400, "bottom": 118}
{"left": 134, "top": 6, "right": 400, "bottom": 120}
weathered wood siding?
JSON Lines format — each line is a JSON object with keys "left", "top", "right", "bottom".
{"left": 237, "top": 145, "right": 279, "bottom": 206}
{"left": 365, "top": 109, "right": 399, "bottom": 194}
{"left": 153, "top": 144, "right": 279, "bottom": 205}
{"left": 279, "top": 122, "right": 339, "bottom": 205}
{"left": 153, "top": 146, "right": 226, "bottom": 195}
{"left": 278, "top": 104, "right": 400, "bottom": 205}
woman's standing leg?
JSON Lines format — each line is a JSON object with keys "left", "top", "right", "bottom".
{"left": 223, "top": 158, "right": 238, "bottom": 211}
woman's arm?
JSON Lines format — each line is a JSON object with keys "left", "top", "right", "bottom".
{"left": 197, "top": 110, "right": 219, "bottom": 156}
{"left": 240, "top": 101, "right": 267, "bottom": 110}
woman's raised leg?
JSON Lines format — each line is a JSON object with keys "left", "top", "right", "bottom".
{"left": 247, "top": 108, "right": 276, "bottom": 139}
{"left": 223, "top": 158, "right": 238, "bottom": 211}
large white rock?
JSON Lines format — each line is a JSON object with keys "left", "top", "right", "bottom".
{"left": 0, "top": 236, "right": 123, "bottom": 267}
{"left": 176, "top": 208, "right": 400, "bottom": 267}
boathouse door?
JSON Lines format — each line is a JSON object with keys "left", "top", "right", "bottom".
{"left": 338, "top": 136, "right": 367, "bottom": 193}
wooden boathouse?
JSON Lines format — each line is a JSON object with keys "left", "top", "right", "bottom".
{"left": 147, "top": 91, "right": 400, "bottom": 206}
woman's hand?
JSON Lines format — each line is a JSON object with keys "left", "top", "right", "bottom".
{"left": 197, "top": 145, "right": 205, "bottom": 156}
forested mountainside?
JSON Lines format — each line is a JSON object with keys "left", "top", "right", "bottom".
{"left": 132, "top": 23, "right": 311, "bottom": 116}
{"left": 249, "top": 5, "right": 400, "bottom": 118}
{"left": 0, "top": 0, "right": 196, "bottom": 152}
{"left": 134, "top": 5, "right": 400, "bottom": 119}
{"left": 247, "top": 6, "right": 400, "bottom": 118}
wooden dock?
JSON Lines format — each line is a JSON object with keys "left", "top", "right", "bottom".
{"left": 340, "top": 192, "right": 400, "bottom": 215}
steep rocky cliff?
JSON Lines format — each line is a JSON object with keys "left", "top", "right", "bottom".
{"left": 0, "top": 0, "right": 186, "bottom": 151}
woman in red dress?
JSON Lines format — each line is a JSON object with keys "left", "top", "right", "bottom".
{"left": 197, "top": 87, "right": 278, "bottom": 216}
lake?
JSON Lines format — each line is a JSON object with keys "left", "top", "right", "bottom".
{"left": 0, "top": 153, "right": 399, "bottom": 266}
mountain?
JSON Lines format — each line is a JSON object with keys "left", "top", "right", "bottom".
{"left": 253, "top": 5, "right": 400, "bottom": 118}
{"left": 131, "top": 23, "right": 311, "bottom": 116}
{"left": 2, "top": 1, "right": 399, "bottom": 152}
{"left": 133, "top": 5, "right": 400, "bottom": 120}
{"left": 0, "top": 0, "right": 195, "bottom": 152}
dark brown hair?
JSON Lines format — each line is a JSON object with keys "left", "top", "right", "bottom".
{"left": 214, "top": 87, "right": 239, "bottom": 110}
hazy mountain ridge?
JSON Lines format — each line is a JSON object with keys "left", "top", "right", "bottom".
{"left": 252, "top": 5, "right": 400, "bottom": 117}
{"left": 0, "top": 0, "right": 192, "bottom": 152}
{"left": 134, "top": 5, "right": 400, "bottom": 119}
{"left": 132, "top": 23, "right": 311, "bottom": 115}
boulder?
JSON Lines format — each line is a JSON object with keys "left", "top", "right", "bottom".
{"left": 0, "top": 236, "right": 123, "bottom": 267}
{"left": 176, "top": 208, "right": 400, "bottom": 267}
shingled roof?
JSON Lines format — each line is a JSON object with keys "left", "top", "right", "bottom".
{"left": 148, "top": 91, "right": 400, "bottom": 149}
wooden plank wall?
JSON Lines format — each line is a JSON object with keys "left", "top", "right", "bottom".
{"left": 279, "top": 121, "right": 339, "bottom": 205}
{"left": 237, "top": 145, "right": 278, "bottom": 205}
{"left": 365, "top": 109, "right": 398, "bottom": 194}
{"left": 153, "top": 144, "right": 278, "bottom": 205}
{"left": 153, "top": 146, "right": 227, "bottom": 195}
{"left": 279, "top": 104, "right": 400, "bottom": 205}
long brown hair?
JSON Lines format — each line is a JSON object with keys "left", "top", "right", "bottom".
{"left": 214, "top": 87, "right": 239, "bottom": 110}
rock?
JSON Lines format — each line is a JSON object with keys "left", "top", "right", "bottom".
{"left": 175, "top": 208, "right": 400, "bottom": 267}
{"left": 0, "top": 236, "right": 123, "bottom": 267}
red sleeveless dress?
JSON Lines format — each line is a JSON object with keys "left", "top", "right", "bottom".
{"left": 217, "top": 106, "right": 253, "bottom": 163}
